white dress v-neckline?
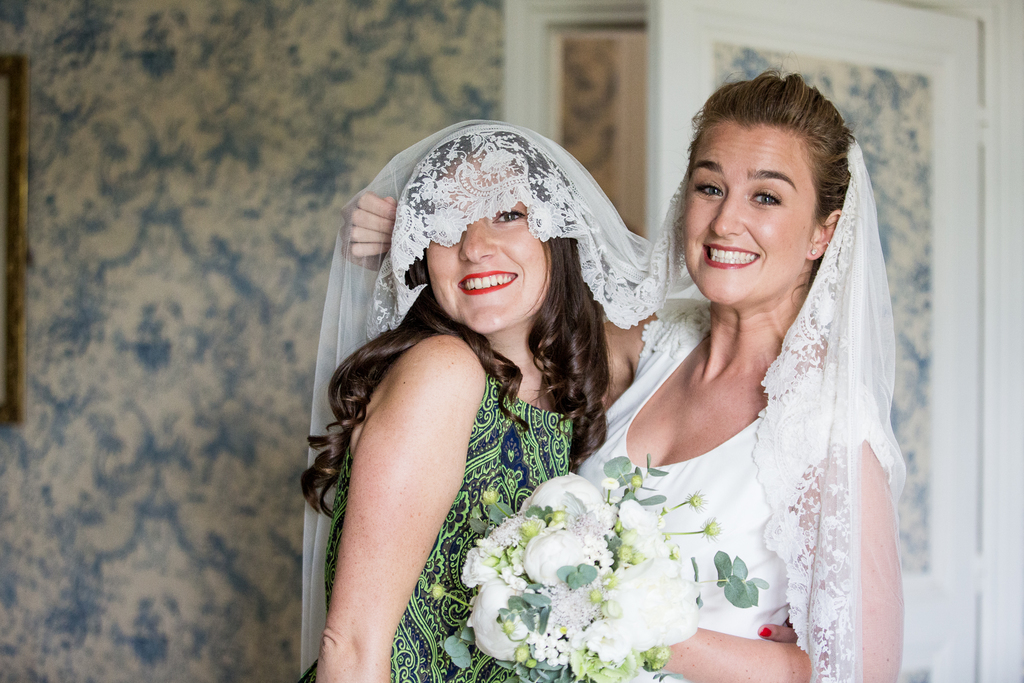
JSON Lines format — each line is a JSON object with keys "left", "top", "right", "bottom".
{"left": 578, "top": 301, "right": 789, "bottom": 683}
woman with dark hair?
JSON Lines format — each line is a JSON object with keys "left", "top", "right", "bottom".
{"left": 342, "top": 72, "right": 905, "bottom": 683}
{"left": 298, "top": 122, "right": 663, "bottom": 682}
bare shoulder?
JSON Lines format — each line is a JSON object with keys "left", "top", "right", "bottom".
{"left": 604, "top": 316, "right": 655, "bottom": 406}
{"left": 352, "top": 335, "right": 486, "bottom": 454}
{"left": 377, "top": 335, "right": 486, "bottom": 408}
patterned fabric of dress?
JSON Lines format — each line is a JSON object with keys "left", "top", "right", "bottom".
{"left": 299, "top": 375, "right": 572, "bottom": 682}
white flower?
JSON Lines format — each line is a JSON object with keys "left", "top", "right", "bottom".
{"left": 601, "top": 477, "right": 619, "bottom": 491}
{"left": 610, "top": 558, "right": 700, "bottom": 651}
{"left": 632, "top": 531, "right": 673, "bottom": 561}
{"left": 522, "top": 529, "right": 587, "bottom": 586}
{"left": 462, "top": 546, "right": 500, "bottom": 588}
{"left": 617, "top": 499, "right": 660, "bottom": 537}
{"left": 580, "top": 619, "right": 634, "bottom": 664}
{"left": 523, "top": 473, "right": 604, "bottom": 513}
{"left": 467, "top": 579, "right": 528, "bottom": 660}
{"left": 499, "top": 565, "right": 528, "bottom": 592}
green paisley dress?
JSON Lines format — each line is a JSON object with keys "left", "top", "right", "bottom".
{"left": 299, "top": 375, "right": 572, "bottom": 682}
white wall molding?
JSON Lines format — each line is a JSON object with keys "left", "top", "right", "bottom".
{"left": 503, "top": 0, "right": 646, "bottom": 138}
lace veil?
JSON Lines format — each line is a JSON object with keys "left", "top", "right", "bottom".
{"left": 301, "top": 121, "right": 665, "bottom": 670}
{"left": 660, "top": 143, "right": 905, "bottom": 681}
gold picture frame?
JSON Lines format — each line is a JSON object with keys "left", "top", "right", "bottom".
{"left": 0, "top": 56, "right": 27, "bottom": 423}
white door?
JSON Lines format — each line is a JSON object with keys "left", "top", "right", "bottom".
{"left": 649, "top": 1, "right": 980, "bottom": 681}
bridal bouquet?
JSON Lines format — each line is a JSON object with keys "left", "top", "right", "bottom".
{"left": 436, "top": 457, "right": 765, "bottom": 683}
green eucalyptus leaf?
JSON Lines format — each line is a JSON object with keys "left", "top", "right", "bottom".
{"left": 745, "top": 581, "right": 760, "bottom": 607}
{"left": 460, "top": 625, "right": 475, "bottom": 642}
{"left": 724, "top": 575, "right": 753, "bottom": 608}
{"left": 637, "top": 494, "right": 667, "bottom": 506}
{"left": 524, "top": 505, "right": 549, "bottom": 519}
{"left": 714, "top": 551, "right": 732, "bottom": 582}
{"left": 690, "top": 556, "right": 700, "bottom": 582}
{"left": 444, "top": 635, "right": 472, "bottom": 669}
{"left": 507, "top": 596, "right": 527, "bottom": 612}
{"left": 537, "top": 605, "right": 550, "bottom": 633}
{"left": 495, "top": 660, "right": 514, "bottom": 669}
{"left": 647, "top": 467, "right": 669, "bottom": 477}
{"left": 521, "top": 609, "right": 536, "bottom": 631}
{"left": 604, "top": 456, "right": 633, "bottom": 480}
{"left": 564, "top": 569, "right": 585, "bottom": 590}
{"left": 751, "top": 578, "right": 770, "bottom": 590}
{"left": 469, "top": 518, "right": 490, "bottom": 535}
{"left": 496, "top": 501, "right": 514, "bottom": 517}
{"left": 619, "top": 490, "right": 637, "bottom": 503}
{"left": 696, "top": 594, "right": 703, "bottom": 609}
{"left": 488, "top": 505, "right": 507, "bottom": 525}
{"left": 732, "top": 556, "right": 748, "bottom": 580}
{"left": 556, "top": 566, "right": 574, "bottom": 583}
{"left": 498, "top": 608, "right": 512, "bottom": 619}
{"left": 576, "top": 564, "right": 598, "bottom": 584}
{"left": 522, "top": 592, "right": 551, "bottom": 607}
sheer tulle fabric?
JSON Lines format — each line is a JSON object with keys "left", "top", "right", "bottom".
{"left": 300, "top": 121, "right": 665, "bottom": 671}
{"left": 658, "top": 144, "right": 905, "bottom": 682}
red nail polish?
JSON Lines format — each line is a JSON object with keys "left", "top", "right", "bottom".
{"left": 759, "top": 627, "right": 772, "bottom": 638}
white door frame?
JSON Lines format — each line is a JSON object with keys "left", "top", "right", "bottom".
{"left": 503, "top": 1, "right": 1024, "bottom": 680}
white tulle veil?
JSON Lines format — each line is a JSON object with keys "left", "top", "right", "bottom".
{"left": 300, "top": 121, "right": 666, "bottom": 670}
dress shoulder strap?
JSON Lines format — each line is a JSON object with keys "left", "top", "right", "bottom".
{"left": 640, "top": 298, "right": 711, "bottom": 362}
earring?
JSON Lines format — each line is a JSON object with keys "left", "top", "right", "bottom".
{"left": 811, "top": 248, "right": 818, "bottom": 256}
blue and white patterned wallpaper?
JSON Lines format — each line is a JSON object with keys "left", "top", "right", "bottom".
{"left": 0, "top": 0, "right": 501, "bottom": 680}
{"left": 715, "top": 46, "right": 933, "bottom": 574}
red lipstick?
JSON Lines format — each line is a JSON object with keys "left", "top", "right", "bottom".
{"left": 458, "top": 271, "right": 517, "bottom": 295}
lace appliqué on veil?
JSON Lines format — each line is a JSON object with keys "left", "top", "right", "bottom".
{"left": 751, "top": 158, "right": 900, "bottom": 682}
{"left": 369, "top": 125, "right": 663, "bottom": 337}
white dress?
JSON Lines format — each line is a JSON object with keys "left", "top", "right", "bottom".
{"left": 578, "top": 300, "right": 790, "bottom": 683}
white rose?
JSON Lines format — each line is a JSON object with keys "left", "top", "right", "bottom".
{"left": 467, "top": 579, "right": 528, "bottom": 660}
{"left": 610, "top": 558, "right": 700, "bottom": 651}
{"left": 617, "top": 499, "right": 660, "bottom": 537}
{"left": 633, "top": 532, "right": 672, "bottom": 560}
{"left": 522, "top": 529, "right": 586, "bottom": 586}
{"left": 462, "top": 546, "right": 499, "bottom": 588}
{"left": 523, "top": 473, "right": 604, "bottom": 513}
{"left": 580, "top": 618, "right": 634, "bottom": 665}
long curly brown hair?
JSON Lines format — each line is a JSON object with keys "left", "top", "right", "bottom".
{"left": 301, "top": 237, "right": 609, "bottom": 513}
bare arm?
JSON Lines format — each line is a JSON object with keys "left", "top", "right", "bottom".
{"left": 662, "top": 628, "right": 810, "bottom": 683}
{"left": 315, "top": 336, "right": 485, "bottom": 683}
{"left": 603, "top": 316, "right": 652, "bottom": 407}
{"left": 860, "top": 441, "right": 903, "bottom": 682}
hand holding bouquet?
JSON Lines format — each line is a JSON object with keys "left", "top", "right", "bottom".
{"left": 437, "top": 456, "right": 767, "bottom": 683}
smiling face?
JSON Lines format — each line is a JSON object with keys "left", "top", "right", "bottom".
{"left": 426, "top": 202, "right": 550, "bottom": 350}
{"left": 681, "top": 123, "right": 838, "bottom": 318}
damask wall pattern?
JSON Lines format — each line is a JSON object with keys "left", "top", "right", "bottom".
{"left": 715, "top": 45, "right": 933, "bottom": 574}
{"left": 0, "top": 0, "right": 501, "bottom": 680}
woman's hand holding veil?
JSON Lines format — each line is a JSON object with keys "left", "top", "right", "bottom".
{"left": 348, "top": 193, "right": 396, "bottom": 264}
